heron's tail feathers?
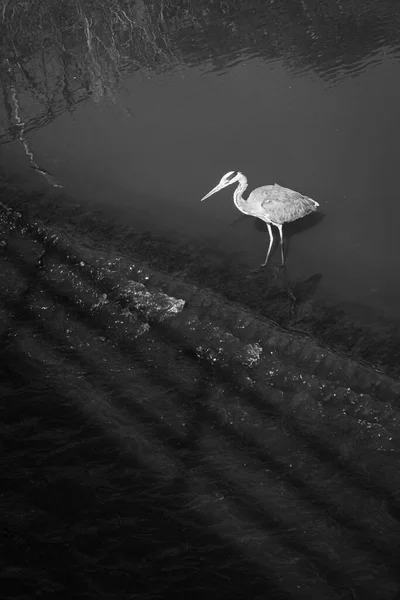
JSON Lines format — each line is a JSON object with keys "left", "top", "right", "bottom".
{"left": 305, "top": 196, "right": 319, "bottom": 208}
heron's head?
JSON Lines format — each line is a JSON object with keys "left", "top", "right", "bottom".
{"left": 200, "top": 171, "right": 241, "bottom": 201}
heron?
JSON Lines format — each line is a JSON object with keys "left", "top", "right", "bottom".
{"left": 201, "top": 171, "right": 319, "bottom": 267}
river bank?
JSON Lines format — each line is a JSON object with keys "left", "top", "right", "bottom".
{"left": 2, "top": 172, "right": 400, "bottom": 376}
{"left": 2, "top": 172, "right": 400, "bottom": 599}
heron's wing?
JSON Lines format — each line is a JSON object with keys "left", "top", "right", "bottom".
{"left": 249, "top": 184, "right": 317, "bottom": 224}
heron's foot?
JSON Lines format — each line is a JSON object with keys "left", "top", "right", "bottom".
{"left": 257, "top": 262, "right": 283, "bottom": 279}
{"left": 260, "top": 259, "right": 273, "bottom": 268}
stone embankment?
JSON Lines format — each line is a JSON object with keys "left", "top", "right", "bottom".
{"left": 1, "top": 186, "right": 400, "bottom": 459}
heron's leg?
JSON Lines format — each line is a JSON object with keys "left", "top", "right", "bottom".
{"left": 277, "top": 224, "right": 285, "bottom": 267}
{"left": 261, "top": 223, "right": 274, "bottom": 267}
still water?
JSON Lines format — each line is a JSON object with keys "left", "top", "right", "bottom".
{"left": 2, "top": 5, "right": 400, "bottom": 321}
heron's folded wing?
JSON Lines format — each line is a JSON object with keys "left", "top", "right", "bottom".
{"left": 259, "top": 185, "right": 316, "bottom": 224}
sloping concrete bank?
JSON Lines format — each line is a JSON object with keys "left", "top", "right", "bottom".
{"left": 1, "top": 179, "right": 400, "bottom": 454}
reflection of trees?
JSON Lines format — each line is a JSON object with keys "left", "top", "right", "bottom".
{"left": 0, "top": 47, "right": 120, "bottom": 145}
{"left": 0, "top": 0, "right": 174, "bottom": 94}
{"left": 0, "top": 0, "right": 180, "bottom": 146}
{"left": 0, "top": 0, "right": 399, "bottom": 146}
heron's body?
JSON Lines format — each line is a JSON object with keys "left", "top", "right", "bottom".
{"left": 201, "top": 171, "right": 319, "bottom": 267}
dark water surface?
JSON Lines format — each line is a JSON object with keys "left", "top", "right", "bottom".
{"left": 2, "top": 3, "right": 400, "bottom": 600}
{"left": 2, "top": 2, "right": 400, "bottom": 320}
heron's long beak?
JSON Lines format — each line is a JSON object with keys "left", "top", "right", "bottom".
{"left": 200, "top": 183, "right": 225, "bottom": 201}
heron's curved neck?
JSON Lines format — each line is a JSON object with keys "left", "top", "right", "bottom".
{"left": 233, "top": 174, "right": 250, "bottom": 215}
